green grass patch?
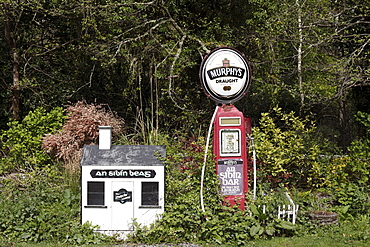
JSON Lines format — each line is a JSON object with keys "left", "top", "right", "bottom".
{"left": 2, "top": 235, "right": 368, "bottom": 247}
{"left": 251, "top": 235, "right": 368, "bottom": 247}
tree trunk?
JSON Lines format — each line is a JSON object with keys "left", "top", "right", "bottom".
{"left": 296, "top": 0, "right": 304, "bottom": 115}
{"left": 11, "top": 50, "right": 21, "bottom": 120}
{"left": 3, "top": 2, "right": 21, "bottom": 120}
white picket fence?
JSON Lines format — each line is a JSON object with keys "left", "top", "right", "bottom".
{"left": 277, "top": 192, "right": 299, "bottom": 224}
{"left": 278, "top": 204, "right": 299, "bottom": 224}
{"left": 254, "top": 192, "right": 299, "bottom": 224}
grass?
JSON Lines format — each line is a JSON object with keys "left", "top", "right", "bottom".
{"left": 250, "top": 235, "right": 368, "bottom": 247}
{"left": 2, "top": 213, "right": 369, "bottom": 247}
{"left": 2, "top": 234, "right": 368, "bottom": 247}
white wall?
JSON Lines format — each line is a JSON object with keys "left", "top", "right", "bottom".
{"left": 81, "top": 165, "right": 165, "bottom": 232}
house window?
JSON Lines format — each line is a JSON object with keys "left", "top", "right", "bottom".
{"left": 87, "top": 181, "right": 105, "bottom": 205}
{"left": 141, "top": 182, "right": 159, "bottom": 206}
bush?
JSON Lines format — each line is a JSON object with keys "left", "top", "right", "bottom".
{"left": 133, "top": 109, "right": 369, "bottom": 245}
{"left": 330, "top": 111, "right": 370, "bottom": 216}
{"left": 128, "top": 137, "right": 296, "bottom": 245}
{"left": 42, "top": 101, "right": 124, "bottom": 172}
{"left": 311, "top": 112, "right": 370, "bottom": 216}
{"left": 0, "top": 166, "right": 113, "bottom": 245}
{"left": 252, "top": 106, "right": 321, "bottom": 189}
{"left": 0, "top": 107, "right": 65, "bottom": 174}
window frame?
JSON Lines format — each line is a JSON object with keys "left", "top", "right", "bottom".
{"left": 86, "top": 181, "right": 105, "bottom": 206}
{"left": 140, "top": 181, "right": 160, "bottom": 207}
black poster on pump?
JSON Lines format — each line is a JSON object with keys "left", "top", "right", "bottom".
{"left": 217, "top": 159, "right": 244, "bottom": 195}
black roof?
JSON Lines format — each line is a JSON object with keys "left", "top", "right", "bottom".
{"left": 80, "top": 145, "right": 166, "bottom": 166}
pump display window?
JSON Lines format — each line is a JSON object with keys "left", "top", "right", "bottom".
{"left": 220, "top": 129, "right": 241, "bottom": 156}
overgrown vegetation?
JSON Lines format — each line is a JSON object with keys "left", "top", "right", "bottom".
{"left": 0, "top": 166, "right": 114, "bottom": 245}
{"left": 1, "top": 0, "right": 369, "bottom": 150}
{"left": 126, "top": 138, "right": 296, "bottom": 245}
{"left": 0, "top": 107, "right": 65, "bottom": 174}
{"left": 42, "top": 101, "right": 124, "bottom": 172}
{"left": 0, "top": 104, "right": 369, "bottom": 245}
{"left": 0, "top": 0, "right": 369, "bottom": 245}
{"left": 0, "top": 102, "right": 123, "bottom": 245}
{"left": 125, "top": 109, "right": 370, "bottom": 245}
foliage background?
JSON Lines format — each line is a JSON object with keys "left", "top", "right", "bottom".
{"left": 0, "top": 0, "right": 369, "bottom": 245}
{"left": 0, "top": 0, "right": 369, "bottom": 148}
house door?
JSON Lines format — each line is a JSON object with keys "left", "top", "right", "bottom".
{"left": 111, "top": 181, "right": 134, "bottom": 230}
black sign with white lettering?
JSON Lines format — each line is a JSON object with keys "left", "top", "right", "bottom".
{"left": 217, "top": 159, "right": 244, "bottom": 195}
{"left": 90, "top": 169, "right": 156, "bottom": 178}
{"left": 218, "top": 159, "right": 243, "bottom": 166}
{"left": 114, "top": 188, "right": 132, "bottom": 204}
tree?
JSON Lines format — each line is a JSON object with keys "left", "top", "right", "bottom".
{"left": 66, "top": 0, "right": 220, "bottom": 139}
{"left": 1, "top": 0, "right": 368, "bottom": 149}
{"left": 235, "top": 0, "right": 369, "bottom": 149}
{"left": 2, "top": 1, "right": 22, "bottom": 120}
{"left": 0, "top": 0, "right": 97, "bottom": 122}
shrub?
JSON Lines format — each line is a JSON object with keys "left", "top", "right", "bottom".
{"left": 330, "top": 111, "right": 370, "bottom": 216}
{"left": 347, "top": 112, "right": 370, "bottom": 187}
{"left": 42, "top": 101, "right": 124, "bottom": 172}
{"left": 128, "top": 137, "right": 296, "bottom": 245}
{"left": 0, "top": 166, "right": 113, "bottom": 245}
{"left": 252, "top": 106, "right": 321, "bottom": 189}
{"left": 0, "top": 107, "right": 65, "bottom": 174}
{"left": 313, "top": 112, "right": 370, "bottom": 216}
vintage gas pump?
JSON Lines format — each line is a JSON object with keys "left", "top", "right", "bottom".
{"left": 213, "top": 105, "right": 249, "bottom": 209}
{"left": 199, "top": 47, "right": 252, "bottom": 210}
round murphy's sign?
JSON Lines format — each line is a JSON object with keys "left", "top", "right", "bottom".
{"left": 199, "top": 47, "right": 252, "bottom": 104}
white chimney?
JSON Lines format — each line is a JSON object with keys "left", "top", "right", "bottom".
{"left": 98, "top": 126, "right": 112, "bottom": 150}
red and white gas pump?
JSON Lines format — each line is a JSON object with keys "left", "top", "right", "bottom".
{"left": 199, "top": 47, "right": 252, "bottom": 210}
{"left": 213, "top": 105, "right": 249, "bottom": 209}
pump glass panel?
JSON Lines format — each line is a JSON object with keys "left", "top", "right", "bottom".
{"left": 87, "top": 181, "right": 105, "bottom": 205}
{"left": 141, "top": 182, "right": 159, "bottom": 206}
{"left": 220, "top": 129, "right": 241, "bottom": 156}
{"left": 220, "top": 117, "right": 241, "bottom": 126}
